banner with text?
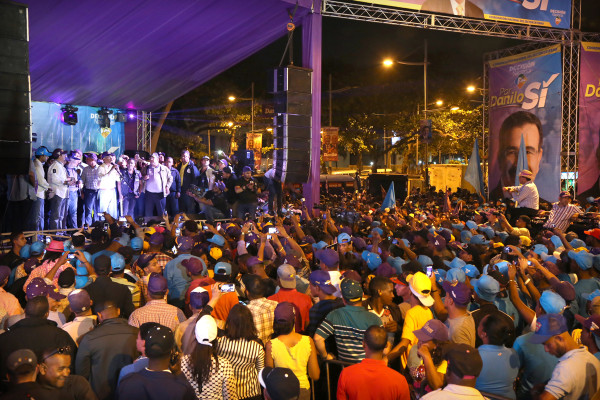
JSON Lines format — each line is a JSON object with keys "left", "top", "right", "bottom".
{"left": 577, "top": 42, "right": 600, "bottom": 199}
{"left": 31, "top": 102, "right": 125, "bottom": 156}
{"left": 321, "top": 127, "right": 339, "bottom": 162}
{"left": 487, "top": 45, "right": 562, "bottom": 202}
{"left": 353, "top": 0, "right": 571, "bottom": 29}
{"left": 246, "top": 132, "right": 263, "bottom": 169}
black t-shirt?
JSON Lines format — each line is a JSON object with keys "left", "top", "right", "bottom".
{"left": 223, "top": 175, "right": 238, "bottom": 204}
{"left": 1, "top": 251, "right": 23, "bottom": 270}
{"left": 117, "top": 369, "right": 195, "bottom": 400}
{"left": 235, "top": 177, "right": 258, "bottom": 204}
{"left": 37, "top": 375, "right": 97, "bottom": 400}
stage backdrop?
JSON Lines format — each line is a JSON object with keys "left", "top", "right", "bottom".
{"left": 577, "top": 42, "right": 600, "bottom": 199}
{"left": 31, "top": 102, "right": 125, "bottom": 156}
{"left": 353, "top": 0, "right": 571, "bottom": 29}
{"left": 487, "top": 45, "right": 562, "bottom": 203}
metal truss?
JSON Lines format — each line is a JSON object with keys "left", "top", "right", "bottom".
{"left": 561, "top": 42, "right": 579, "bottom": 178}
{"left": 136, "top": 110, "right": 152, "bottom": 152}
{"left": 322, "top": 0, "right": 600, "bottom": 42}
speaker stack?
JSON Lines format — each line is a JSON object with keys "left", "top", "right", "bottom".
{"left": 268, "top": 66, "right": 312, "bottom": 183}
{"left": 0, "top": 1, "right": 31, "bottom": 175}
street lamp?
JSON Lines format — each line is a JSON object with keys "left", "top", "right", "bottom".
{"left": 450, "top": 106, "right": 460, "bottom": 111}
{"left": 466, "top": 85, "right": 476, "bottom": 93}
{"left": 228, "top": 82, "right": 255, "bottom": 132}
{"left": 435, "top": 100, "right": 443, "bottom": 106}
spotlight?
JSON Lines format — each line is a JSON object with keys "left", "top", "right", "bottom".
{"left": 115, "top": 112, "right": 127, "bottom": 123}
{"left": 61, "top": 105, "right": 78, "bottom": 125}
{"left": 128, "top": 112, "right": 136, "bottom": 120}
{"left": 98, "top": 107, "right": 113, "bottom": 128}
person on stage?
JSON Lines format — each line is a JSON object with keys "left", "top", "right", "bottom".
{"left": 503, "top": 169, "right": 539, "bottom": 220}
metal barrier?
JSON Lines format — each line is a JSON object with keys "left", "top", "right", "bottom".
{"left": 320, "top": 359, "right": 355, "bottom": 400}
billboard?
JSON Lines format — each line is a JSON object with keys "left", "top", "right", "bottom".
{"left": 577, "top": 42, "right": 600, "bottom": 200}
{"left": 246, "top": 132, "right": 263, "bottom": 169}
{"left": 354, "top": 0, "right": 571, "bottom": 29}
{"left": 321, "top": 126, "right": 339, "bottom": 162}
{"left": 487, "top": 45, "right": 562, "bottom": 202}
{"left": 31, "top": 102, "right": 125, "bottom": 156}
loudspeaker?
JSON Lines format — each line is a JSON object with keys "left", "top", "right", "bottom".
{"left": 273, "top": 114, "right": 311, "bottom": 183}
{"left": 0, "top": 2, "right": 31, "bottom": 175}
{"left": 268, "top": 66, "right": 312, "bottom": 94}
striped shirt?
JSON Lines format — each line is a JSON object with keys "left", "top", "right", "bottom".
{"left": 128, "top": 299, "right": 186, "bottom": 331}
{"left": 181, "top": 354, "right": 237, "bottom": 400}
{"left": 544, "top": 203, "right": 583, "bottom": 232}
{"left": 315, "top": 304, "right": 383, "bottom": 363}
{"left": 81, "top": 164, "right": 100, "bottom": 190}
{"left": 246, "top": 297, "right": 278, "bottom": 344}
{"left": 216, "top": 336, "right": 264, "bottom": 399}
{"left": 508, "top": 181, "right": 539, "bottom": 210}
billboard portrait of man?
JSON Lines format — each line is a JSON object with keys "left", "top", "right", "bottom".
{"left": 420, "top": 0, "right": 484, "bottom": 18}
{"left": 489, "top": 111, "right": 544, "bottom": 200}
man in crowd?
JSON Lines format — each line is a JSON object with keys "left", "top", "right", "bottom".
{"left": 143, "top": 152, "right": 173, "bottom": 217}
{"left": 38, "top": 346, "right": 97, "bottom": 400}
{"left": 97, "top": 152, "right": 122, "bottom": 218}
{"left": 234, "top": 166, "right": 259, "bottom": 219}
{"left": 197, "top": 155, "right": 215, "bottom": 193}
{"left": 65, "top": 151, "right": 83, "bottom": 229}
{"left": 166, "top": 156, "right": 181, "bottom": 216}
{"left": 84, "top": 255, "right": 135, "bottom": 318}
{"left": 120, "top": 157, "right": 143, "bottom": 218}
{"left": 30, "top": 146, "right": 52, "bottom": 231}
{"left": 47, "top": 149, "right": 69, "bottom": 230}
{"left": 543, "top": 191, "right": 583, "bottom": 231}
{"left": 81, "top": 153, "right": 100, "bottom": 225}
{"left": 178, "top": 149, "right": 199, "bottom": 214}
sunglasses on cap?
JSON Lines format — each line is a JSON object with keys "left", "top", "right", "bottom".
{"left": 42, "top": 346, "right": 72, "bottom": 361}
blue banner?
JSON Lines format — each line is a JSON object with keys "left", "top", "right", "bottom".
{"left": 31, "top": 102, "right": 125, "bottom": 156}
{"left": 354, "top": 0, "right": 571, "bottom": 29}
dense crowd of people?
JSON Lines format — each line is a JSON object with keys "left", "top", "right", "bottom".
{"left": 1, "top": 148, "right": 600, "bottom": 399}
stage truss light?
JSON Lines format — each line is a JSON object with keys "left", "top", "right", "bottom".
{"left": 61, "top": 105, "right": 78, "bottom": 125}
{"left": 98, "top": 107, "right": 113, "bottom": 128}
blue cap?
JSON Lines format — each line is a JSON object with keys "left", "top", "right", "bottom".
{"left": 550, "top": 235, "right": 563, "bottom": 249}
{"left": 362, "top": 251, "right": 382, "bottom": 271}
{"left": 570, "top": 238, "right": 587, "bottom": 249}
{"left": 494, "top": 261, "right": 510, "bottom": 275}
{"left": 480, "top": 226, "right": 495, "bottom": 240}
{"left": 312, "top": 241, "right": 328, "bottom": 251}
{"left": 130, "top": 237, "right": 143, "bottom": 251}
{"left": 568, "top": 250, "right": 594, "bottom": 270}
{"left": 35, "top": 146, "right": 52, "bottom": 156}
{"left": 111, "top": 253, "right": 126, "bottom": 272}
{"left": 452, "top": 223, "right": 465, "bottom": 231}
{"left": 496, "top": 231, "right": 509, "bottom": 242}
{"left": 368, "top": 227, "right": 384, "bottom": 237}
{"left": 446, "top": 267, "right": 466, "bottom": 283}
{"left": 461, "top": 230, "right": 473, "bottom": 243}
{"left": 337, "top": 233, "right": 351, "bottom": 244}
{"left": 471, "top": 275, "right": 500, "bottom": 302}
{"left": 388, "top": 256, "right": 408, "bottom": 274}
{"left": 30, "top": 241, "right": 46, "bottom": 256}
{"left": 585, "top": 289, "right": 600, "bottom": 302}
{"left": 462, "top": 264, "right": 480, "bottom": 278}
{"left": 444, "top": 257, "right": 466, "bottom": 270}
{"left": 470, "top": 235, "right": 489, "bottom": 246}
{"left": 533, "top": 244, "right": 549, "bottom": 256}
{"left": 19, "top": 244, "right": 31, "bottom": 258}
{"left": 466, "top": 221, "right": 477, "bottom": 230}
{"left": 529, "top": 313, "right": 568, "bottom": 344}
{"left": 214, "top": 262, "right": 232, "bottom": 276}
{"left": 207, "top": 234, "right": 225, "bottom": 247}
{"left": 417, "top": 255, "right": 433, "bottom": 269}
{"left": 434, "top": 269, "right": 446, "bottom": 285}
{"left": 540, "top": 290, "right": 566, "bottom": 314}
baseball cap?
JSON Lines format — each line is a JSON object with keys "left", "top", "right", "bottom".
{"left": 189, "top": 287, "right": 210, "bottom": 310}
{"left": 148, "top": 232, "right": 164, "bottom": 246}
{"left": 246, "top": 256, "right": 263, "bottom": 267}
{"left": 417, "top": 255, "right": 433, "bottom": 269}
{"left": 242, "top": 165, "right": 252, "bottom": 172}
{"left": 195, "top": 315, "right": 218, "bottom": 346}
{"left": 444, "top": 257, "right": 466, "bottom": 270}
{"left": 444, "top": 343, "right": 483, "bottom": 380}
{"left": 585, "top": 229, "right": 600, "bottom": 241}
{"left": 462, "top": 264, "right": 480, "bottom": 278}
{"left": 24, "top": 258, "right": 39, "bottom": 274}
{"left": 277, "top": 264, "right": 296, "bottom": 289}
{"left": 431, "top": 235, "right": 446, "bottom": 251}
{"left": 309, "top": 270, "right": 336, "bottom": 295}
{"left": 568, "top": 249, "right": 594, "bottom": 270}
{"left": 471, "top": 275, "right": 500, "bottom": 302}
{"left": 209, "top": 247, "right": 223, "bottom": 261}
{"left": 340, "top": 278, "right": 363, "bottom": 302}
{"left": 214, "top": 262, "right": 232, "bottom": 282}
{"left": 519, "top": 170, "right": 533, "bottom": 179}
{"left": 207, "top": 234, "right": 225, "bottom": 247}
{"left": 315, "top": 249, "right": 339, "bottom": 269}
{"left": 130, "top": 237, "right": 143, "bottom": 251}
{"left": 110, "top": 253, "right": 126, "bottom": 272}
{"left": 0, "top": 266, "right": 10, "bottom": 284}
{"left": 57, "top": 268, "right": 75, "bottom": 288}
{"left": 137, "top": 253, "right": 157, "bottom": 269}
{"left": 539, "top": 290, "right": 566, "bottom": 314}
{"left": 30, "top": 241, "right": 46, "bottom": 256}
{"left": 351, "top": 237, "right": 367, "bottom": 251}
{"left": 362, "top": 251, "right": 382, "bottom": 271}
{"left": 145, "top": 325, "right": 175, "bottom": 358}
{"left": 223, "top": 166, "right": 232, "bottom": 174}
{"left": 337, "top": 233, "right": 351, "bottom": 244}
{"left": 387, "top": 256, "right": 408, "bottom": 274}
{"left": 6, "top": 349, "right": 37, "bottom": 373}
{"left": 47, "top": 240, "right": 64, "bottom": 253}
{"left": 414, "top": 319, "right": 450, "bottom": 342}
{"left": 575, "top": 314, "right": 600, "bottom": 337}
{"left": 529, "top": 313, "right": 568, "bottom": 344}
{"left": 408, "top": 272, "right": 434, "bottom": 307}
{"left": 68, "top": 289, "right": 92, "bottom": 313}
{"left": 34, "top": 146, "right": 52, "bottom": 157}
{"left": 147, "top": 273, "right": 168, "bottom": 295}
{"left": 442, "top": 280, "right": 472, "bottom": 306}
{"left": 26, "top": 277, "right": 66, "bottom": 301}
{"left": 559, "top": 190, "right": 572, "bottom": 198}
{"left": 182, "top": 257, "right": 207, "bottom": 276}
{"left": 259, "top": 367, "right": 300, "bottom": 400}
{"left": 445, "top": 267, "right": 467, "bottom": 284}
{"left": 470, "top": 234, "right": 489, "bottom": 246}
{"left": 274, "top": 302, "right": 295, "bottom": 323}
{"left": 177, "top": 236, "right": 194, "bottom": 252}
{"left": 312, "top": 241, "right": 328, "bottom": 251}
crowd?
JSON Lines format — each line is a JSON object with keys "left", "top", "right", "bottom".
{"left": 3, "top": 147, "right": 279, "bottom": 234}
{"left": 1, "top": 152, "right": 600, "bottom": 400}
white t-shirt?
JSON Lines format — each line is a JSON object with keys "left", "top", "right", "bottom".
{"left": 544, "top": 346, "right": 600, "bottom": 400}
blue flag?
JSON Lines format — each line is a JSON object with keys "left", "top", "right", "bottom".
{"left": 380, "top": 182, "right": 396, "bottom": 211}
{"left": 515, "top": 134, "right": 529, "bottom": 186}
{"left": 464, "top": 138, "right": 485, "bottom": 197}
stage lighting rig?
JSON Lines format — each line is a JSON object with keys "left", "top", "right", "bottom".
{"left": 61, "top": 105, "right": 78, "bottom": 125}
{"left": 97, "top": 107, "right": 113, "bottom": 128}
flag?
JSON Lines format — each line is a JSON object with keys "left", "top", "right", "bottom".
{"left": 464, "top": 138, "right": 485, "bottom": 197}
{"left": 515, "top": 134, "right": 529, "bottom": 186}
{"left": 380, "top": 182, "right": 396, "bottom": 211}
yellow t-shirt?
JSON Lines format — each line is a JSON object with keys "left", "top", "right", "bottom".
{"left": 401, "top": 305, "right": 434, "bottom": 367}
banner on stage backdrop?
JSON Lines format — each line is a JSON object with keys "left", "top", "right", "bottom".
{"left": 487, "top": 44, "right": 562, "bottom": 202}
{"left": 246, "top": 132, "right": 263, "bottom": 169}
{"left": 31, "top": 102, "right": 125, "bottom": 156}
{"left": 577, "top": 42, "right": 600, "bottom": 199}
{"left": 321, "top": 127, "right": 339, "bottom": 162}
{"left": 352, "top": 0, "right": 571, "bottom": 29}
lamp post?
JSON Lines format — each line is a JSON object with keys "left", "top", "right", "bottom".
{"left": 383, "top": 39, "right": 429, "bottom": 184}
{"left": 228, "top": 82, "right": 255, "bottom": 133}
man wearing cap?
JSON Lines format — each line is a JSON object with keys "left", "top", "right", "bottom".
{"left": 221, "top": 166, "right": 238, "bottom": 210}
{"left": 163, "top": 237, "right": 201, "bottom": 309}
{"left": 193, "top": 180, "right": 229, "bottom": 221}
{"left": 421, "top": 343, "right": 485, "bottom": 399}
{"left": 118, "top": 325, "right": 195, "bottom": 400}
{"left": 315, "top": 278, "right": 383, "bottom": 363}
{"left": 30, "top": 146, "right": 52, "bottom": 231}
{"left": 47, "top": 149, "right": 69, "bottom": 230}
{"left": 542, "top": 191, "right": 582, "bottom": 232}
{"left": 143, "top": 153, "right": 173, "bottom": 217}
{"left": 97, "top": 152, "right": 122, "bottom": 219}
{"left": 65, "top": 151, "right": 83, "bottom": 228}
{"left": 234, "top": 166, "right": 259, "bottom": 219}
{"left": 264, "top": 165, "right": 283, "bottom": 215}
{"left": 76, "top": 300, "right": 138, "bottom": 400}
{"left": 503, "top": 169, "right": 539, "bottom": 220}
{"left": 2, "top": 349, "right": 45, "bottom": 398}
{"left": 315, "top": 248, "right": 342, "bottom": 298}
{"left": 198, "top": 155, "right": 215, "bottom": 192}
{"left": 259, "top": 366, "right": 300, "bottom": 400}
{"left": 165, "top": 156, "right": 181, "bottom": 216}
{"left": 128, "top": 273, "right": 186, "bottom": 331}
{"left": 244, "top": 274, "right": 279, "bottom": 344}
{"left": 567, "top": 249, "right": 600, "bottom": 318}
{"left": 81, "top": 153, "right": 101, "bottom": 225}
{"left": 577, "top": 314, "right": 600, "bottom": 361}
{"left": 0, "top": 296, "right": 76, "bottom": 379}
{"left": 306, "top": 270, "right": 344, "bottom": 337}
{"left": 120, "top": 157, "right": 143, "bottom": 218}
{"left": 84, "top": 254, "right": 135, "bottom": 318}
{"left": 178, "top": 149, "right": 200, "bottom": 214}
{"left": 337, "top": 325, "right": 410, "bottom": 400}
{"left": 268, "top": 264, "right": 313, "bottom": 332}
{"left": 443, "top": 280, "right": 476, "bottom": 347}
{"left": 110, "top": 253, "right": 141, "bottom": 307}
{"left": 61, "top": 289, "right": 97, "bottom": 344}
{"left": 9, "top": 276, "right": 67, "bottom": 328}
{"left": 529, "top": 313, "right": 600, "bottom": 400}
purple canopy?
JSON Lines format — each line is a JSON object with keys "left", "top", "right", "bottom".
{"left": 24, "top": 0, "right": 312, "bottom": 110}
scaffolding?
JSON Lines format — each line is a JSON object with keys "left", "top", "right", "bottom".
{"left": 136, "top": 110, "right": 152, "bottom": 153}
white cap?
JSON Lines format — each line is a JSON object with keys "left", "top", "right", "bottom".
{"left": 195, "top": 315, "right": 218, "bottom": 346}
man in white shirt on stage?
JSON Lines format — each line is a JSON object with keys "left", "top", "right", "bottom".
{"left": 97, "top": 152, "right": 122, "bottom": 219}
{"left": 47, "top": 149, "right": 70, "bottom": 231}
{"left": 29, "top": 146, "right": 52, "bottom": 231}
{"left": 543, "top": 191, "right": 583, "bottom": 232}
{"left": 503, "top": 169, "right": 539, "bottom": 221}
